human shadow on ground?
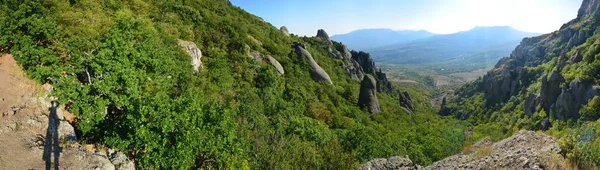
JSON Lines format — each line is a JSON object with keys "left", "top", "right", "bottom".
{"left": 43, "top": 101, "right": 60, "bottom": 170}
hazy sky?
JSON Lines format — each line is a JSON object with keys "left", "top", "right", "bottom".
{"left": 230, "top": 0, "right": 583, "bottom": 36}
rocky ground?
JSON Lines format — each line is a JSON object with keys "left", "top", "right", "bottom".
{"left": 0, "top": 54, "right": 134, "bottom": 169}
{"left": 359, "top": 130, "right": 566, "bottom": 170}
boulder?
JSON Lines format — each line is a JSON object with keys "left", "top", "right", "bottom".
{"left": 358, "top": 75, "right": 381, "bottom": 114}
{"left": 399, "top": 91, "right": 415, "bottom": 111}
{"left": 177, "top": 40, "right": 203, "bottom": 72}
{"left": 292, "top": 42, "right": 333, "bottom": 84}
{"left": 280, "top": 26, "right": 289, "bottom": 35}
{"left": 266, "top": 55, "right": 285, "bottom": 75}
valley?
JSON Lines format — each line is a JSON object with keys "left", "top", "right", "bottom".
{"left": 1, "top": 0, "right": 599, "bottom": 169}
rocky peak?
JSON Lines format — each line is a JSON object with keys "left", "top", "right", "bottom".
{"left": 577, "top": 0, "right": 600, "bottom": 19}
{"left": 316, "top": 29, "right": 330, "bottom": 41}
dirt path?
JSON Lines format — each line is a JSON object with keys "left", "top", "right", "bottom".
{"left": 0, "top": 54, "right": 133, "bottom": 169}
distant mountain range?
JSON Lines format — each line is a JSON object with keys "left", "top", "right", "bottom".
{"left": 368, "top": 26, "right": 540, "bottom": 65}
{"left": 330, "top": 29, "right": 436, "bottom": 50}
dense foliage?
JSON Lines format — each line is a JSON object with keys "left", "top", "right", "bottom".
{"left": 442, "top": 13, "right": 600, "bottom": 169}
{"left": 0, "top": 0, "right": 466, "bottom": 169}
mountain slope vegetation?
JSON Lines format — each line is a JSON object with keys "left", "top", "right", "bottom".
{"left": 442, "top": 0, "right": 600, "bottom": 168}
{"left": 0, "top": 0, "right": 465, "bottom": 169}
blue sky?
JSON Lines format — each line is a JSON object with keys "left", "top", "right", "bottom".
{"left": 230, "top": 0, "right": 583, "bottom": 36}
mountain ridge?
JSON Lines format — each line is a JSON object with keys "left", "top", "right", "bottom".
{"left": 330, "top": 29, "right": 436, "bottom": 50}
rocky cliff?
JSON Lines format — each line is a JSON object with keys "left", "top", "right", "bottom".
{"left": 446, "top": 0, "right": 600, "bottom": 122}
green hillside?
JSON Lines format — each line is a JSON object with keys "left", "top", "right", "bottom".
{"left": 0, "top": 0, "right": 465, "bottom": 169}
{"left": 441, "top": 0, "right": 600, "bottom": 168}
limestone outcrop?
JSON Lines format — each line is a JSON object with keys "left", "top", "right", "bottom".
{"left": 292, "top": 42, "right": 333, "bottom": 84}
{"left": 358, "top": 75, "right": 381, "bottom": 114}
{"left": 177, "top": 40, "right": 203, "bottom": 72}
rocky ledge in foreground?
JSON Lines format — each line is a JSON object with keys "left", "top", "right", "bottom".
{"left": 359, "top": 130, "right": 565, "bottom": 170}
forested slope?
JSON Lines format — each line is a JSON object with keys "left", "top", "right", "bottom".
{"left": 441, "top": 0, "right": 600, "bottom": 168}
{"left": 0, "top": 0, "right": 465, "bottom": 169}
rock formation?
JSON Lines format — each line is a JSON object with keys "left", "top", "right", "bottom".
{"left": 398, "top": 91, "right": 414, "bottom": 111}
{"left": 358, "top": 75, "right": 381, "bottom": 114}
{"left": 280, "top": 26, "right": 289, "bottom": 35}
{"left": 316, "top": 29, "right": 331, "bottom": 41}
{"left": 292, "top": 42, "right": 333, "bottom": 84}
{"left": 350, "top": 51, "right": 393, "bottom": 93}
{"left": 177, "top": 40, "right": 203, "bottom": 72}
{"left": 438, "top": 95, "right": 450, "bottom": 116}
{"left": 554, "top": 78, "right": 598, "bottom": 120}
{"left": 360, "top": 130, "right": 565, "bottom": 170}
{"left": 540, "top": 71, "right": 565, "bottom": 111}
{"left": 266, "top": 55, "right": 285, "bottom": 75}
{"left": 523, "top": 93, "right": 538, "bottom": 116}
{"left": 247, "top": 47, "right": 285, "bottom": 75}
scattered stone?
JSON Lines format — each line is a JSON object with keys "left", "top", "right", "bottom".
{"left": 109, "top": 151, "right": 136, "bottom": 170}
{"left": 359, "top": 155, "right": 418, "bottom": 170}
{"left": 84, "top": 144, "right": 96, "bottom": 153}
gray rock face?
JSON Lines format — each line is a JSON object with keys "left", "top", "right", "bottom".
{"left": 358, "top": 75, "right": 381, "bottom": 114}
{"left": 266, "top": 55, "right": 285, "bottom": 75}
{"left": 332, "top": 43, "right": 364, "bottom": 81}
{"left": 399, "top": 91, "right": 414, "bottom": 111}
{"left": 577, "top": 0, "right": 600, "bottom": 18}
{"left": 554, "top": 78, "right": 598, "bottom": 120}
{"left": 177, "top": 40, "right": 203, "bottom": 72}
{"left": 360, "top": 130, "right": 566, "bottom": 170}
{"left": 247, "top": 48, "right": 285, "bottom": 75}
{"left": 540, "top": 71, "right": 564, "bottom": 111}
{"left": 109, "top": 151, "right": 136, "bottom": 170}
{"left": 358, "top": 156, "right": 419, "bottom": 170}
{"left": 292, "top": 42, "right": 333, "bottom": 84}
{"left": 523, "top": 93, "right": 538, "bottom": 116}
{"left": 316, "top": 29, "right": 331, "bottom": 41}
{"left": 438, "top": 95, "right": 450, "bottom": 116}
{"left": 568, "top": 48, "right": 583, "bottom": 63}
{"left": 280, "top": 26, "right": 289, "bottom": 35}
